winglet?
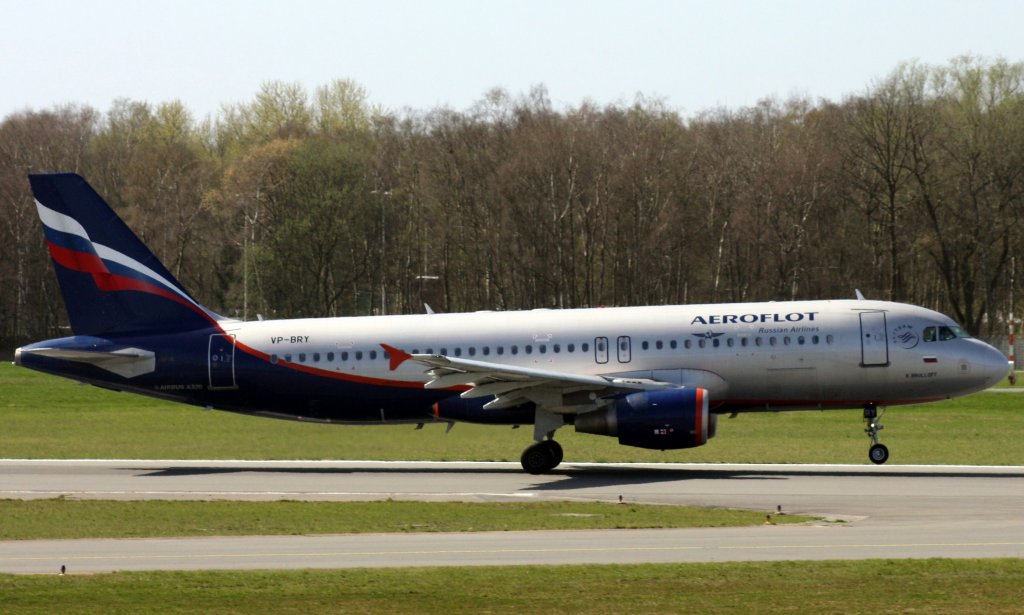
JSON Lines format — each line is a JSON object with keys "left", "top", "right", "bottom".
{"left": 381, "top": 343, "right": 412, "bottom": 370}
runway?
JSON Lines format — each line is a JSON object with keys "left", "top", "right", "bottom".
{"left": 1, "top": 460, "right": 1022, "bottom": 573}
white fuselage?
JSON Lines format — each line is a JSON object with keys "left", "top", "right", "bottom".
{"left": 227, "top": 299, "right": 1008, "bottom": 412}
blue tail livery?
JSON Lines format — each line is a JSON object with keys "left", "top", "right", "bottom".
{"left": 28, "top": 173, "right": 223, "bottom": 336}
{"left": 15, "top": 173, "right": 1010, "bottom": 473}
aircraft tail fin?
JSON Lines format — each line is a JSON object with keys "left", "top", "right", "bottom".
{"left": 28, "top": 173, "right": 224, "bottom": 336}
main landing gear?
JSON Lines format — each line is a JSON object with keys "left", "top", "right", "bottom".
{"left": 863, "top": 404, "right": 889, "bottom": 464}
{"left": 521, "top": 408, "right": 565, "bottom": 474}
{"left": 520, "top": 439, "right": 564, "bottom": 474}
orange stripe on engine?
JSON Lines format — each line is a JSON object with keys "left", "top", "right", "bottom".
{"left": 695, "top": 388, "right": 705, "bottom": 444}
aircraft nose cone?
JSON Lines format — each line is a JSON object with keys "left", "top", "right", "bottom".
{"left": 978, "top": 342, "right": 1012, "bottom": 388}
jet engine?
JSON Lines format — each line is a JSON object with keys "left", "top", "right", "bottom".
{"left": 574, "top": 387, "right": 714, "bottom": 450}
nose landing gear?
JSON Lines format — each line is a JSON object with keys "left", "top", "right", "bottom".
{"left": 864, "top": 404, "right": 889, "bottom": 464}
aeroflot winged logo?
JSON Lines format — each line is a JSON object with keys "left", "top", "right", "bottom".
{"left": 690, "top": 311, "right": 818, "bottom": 325}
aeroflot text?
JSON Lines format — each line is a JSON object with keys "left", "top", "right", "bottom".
{"left": 690, "top": 312, "right": 818, "bottom": 325}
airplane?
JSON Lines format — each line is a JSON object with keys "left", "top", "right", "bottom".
{"left": 14, "top": 173, "right": 1012, "bottom": 473}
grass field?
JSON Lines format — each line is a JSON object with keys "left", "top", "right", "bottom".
{"left": 3, "top": 559, "right": 1024, "bottom": 614}
{"left": 0, "top": 499, "right": 811, "bottom": 540}
{"left": 3, "top": 363, "right": 1022, "bottom": 464}
{"left": 3, "top": 365, "right": 1022, "bottom": 613}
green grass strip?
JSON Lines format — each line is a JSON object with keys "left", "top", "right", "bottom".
{"left": 4, "top": 363, "right": 1024, "bottom": 464}
{"left": 3, "top": 559, "right": 1024, "bottom": 614}
{"left": 0, "top": 499, "right": 809, "bottom": 540}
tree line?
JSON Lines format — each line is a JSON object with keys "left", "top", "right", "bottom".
{"left": 3, "top": 56, "right": 1023, "bottom": 350}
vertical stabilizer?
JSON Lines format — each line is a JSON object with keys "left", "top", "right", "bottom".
{"left": 29, "top": 173, "right": 223, "bottom": 336}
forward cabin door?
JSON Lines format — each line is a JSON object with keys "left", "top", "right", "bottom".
{"left": 859, "top": 312, "right": 889, "bottom": 367}
{"left": 208, "top": 334, "right": 238, "bottom": 389}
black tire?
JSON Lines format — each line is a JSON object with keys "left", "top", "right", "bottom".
{"left": 869, "top": 443, "right": 890, "bottom": 465}
{"left": 521, "top": 443, "right": 553, "bottom": 474}
{"left": 545, "top": 440, "right": 564, "bottom": 468}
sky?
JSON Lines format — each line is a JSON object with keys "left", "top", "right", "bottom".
{"left": 3, "top": 0, "right": 1024, "bottom": 121}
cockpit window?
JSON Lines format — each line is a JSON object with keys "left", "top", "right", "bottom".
{"left": 945, "top": 325, "right": 971, "bottom": 339}
{"left": 924, "top": 325, "right": 972, "bottom": 342}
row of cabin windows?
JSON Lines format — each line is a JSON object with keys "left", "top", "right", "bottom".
{"left": 269, "top": 334, "right": 834, "bottom": 366}
{"left": 271, "top": 343, "right": 595, "bottom": 365}
{"left": 408, "top": 342, "right": 592, "bottom": 357}
{"left": 642, "top": 334, "right": 834, "bottom": 350}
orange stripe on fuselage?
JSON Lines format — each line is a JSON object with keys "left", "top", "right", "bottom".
{"left": 232, "top": 339, "right": 466, "bottom": 391}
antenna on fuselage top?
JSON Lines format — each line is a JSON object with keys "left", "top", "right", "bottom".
{"left": 855, "top": 289, "right": 866, "bottom": 301}
{"left": 424, "top": 303, "right": 436, "bottom": 314}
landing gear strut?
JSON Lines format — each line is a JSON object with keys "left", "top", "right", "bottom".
{"left": 520, "top": 408, "right": 565, "bottom": 474}
{"left": 863, "top": 404, "right": 889, "bottom": 464}
{"left": 520, "top": 439, "right": 563, "bottom": 474}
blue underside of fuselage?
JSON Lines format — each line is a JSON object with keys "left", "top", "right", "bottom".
{"left": 17, "top": 331, "right": 536, "bottom": 426}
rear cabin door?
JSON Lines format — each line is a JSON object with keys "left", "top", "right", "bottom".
{"left": 208, "top": 334, "right": 238, "bottom": 389}
{"left": 859, "top": 312, "right": 889, "bottom": 367}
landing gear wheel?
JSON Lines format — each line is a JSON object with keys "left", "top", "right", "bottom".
{"left": 863, "top": 404, "right": 889, "bottom": 465}
{"left": 546, "top": 440, "right": 564, "bottom": 467}
{"left": 521, "top": 440, "right": 562, "bottom": 474}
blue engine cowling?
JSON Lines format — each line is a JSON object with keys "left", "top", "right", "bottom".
{"left": 574, "top": 388, "right": 714, "bottom": 450}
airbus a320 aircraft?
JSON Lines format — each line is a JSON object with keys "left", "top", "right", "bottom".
{"left": 15, "top": 174, "right": 1011, "bottom": 473}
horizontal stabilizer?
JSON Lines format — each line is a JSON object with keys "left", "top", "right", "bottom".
{"left": 16, "top": 346, "right": 155, "bottom": 378}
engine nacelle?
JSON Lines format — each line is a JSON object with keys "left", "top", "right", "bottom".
{"left": 574, "top": 388, "right": 714, "bottom": 450}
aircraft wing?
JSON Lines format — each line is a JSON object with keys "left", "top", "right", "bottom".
{"left": 381, "top": 344, "right": 675, "bottom": 413}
